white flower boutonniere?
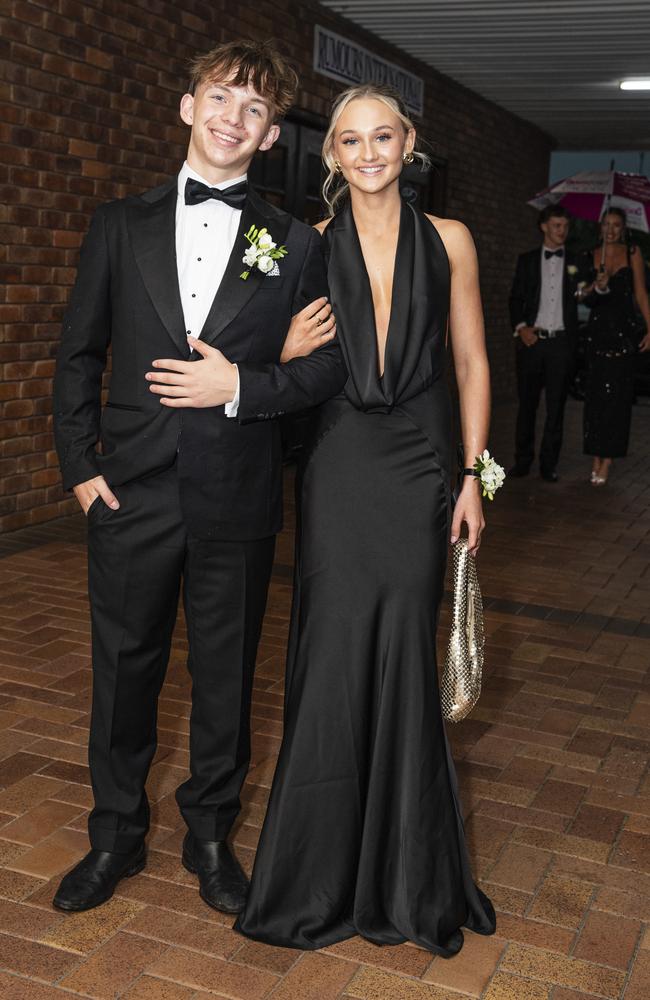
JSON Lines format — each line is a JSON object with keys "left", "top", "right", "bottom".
{"left": 473, "top": 450, "right": 506, "bottom": 500}
{"left": 567, "top": 265, "right": 578, "bottom": 277}
{"left": 240, "top": 225, "right": 288, "bottom": 280}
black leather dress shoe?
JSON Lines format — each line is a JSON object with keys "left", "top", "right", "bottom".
{"left": 508, "top": 464, "right": 530, "bottom": 478}
{"left": 53, "top": 844, "right": 146, "bottom": 912}
{"left": 540, "top": 469, "right": 559, "bottom": 482}
{"left": 182, "top": 832, "right": 249, "bottom": 914}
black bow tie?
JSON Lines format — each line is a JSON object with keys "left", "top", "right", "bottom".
{"left": 184, "top": 177, "right": 248, "bottom": 210}
{"left": 544, "top": 248, "right": 564, "bottom": 260}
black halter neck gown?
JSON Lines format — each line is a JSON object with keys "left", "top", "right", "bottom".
{"left": 236, "top": 200, "right": 496, "bottom": 954}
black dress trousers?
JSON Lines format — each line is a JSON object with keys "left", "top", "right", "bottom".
{"left": 86, "top": 464, "right": 275, "bottom": 853}
{"left": 515, "top": 336, "right": 571, "bottom": 474}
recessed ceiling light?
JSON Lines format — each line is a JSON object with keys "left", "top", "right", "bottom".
{"left": 620, "top": 79, "right": 650, "bottom": 91}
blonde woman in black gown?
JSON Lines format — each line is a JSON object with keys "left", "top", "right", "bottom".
{"left": 236, "top": 85, "right": 496, "bottom": 954}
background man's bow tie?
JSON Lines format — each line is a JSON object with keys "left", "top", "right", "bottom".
{"left": 544, "top": 248, "right": 564, "bottom": 259}
{"left": 184, "top": 178, "right": 248, "bottom": 209}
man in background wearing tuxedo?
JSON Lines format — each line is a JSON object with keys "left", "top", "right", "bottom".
{"left": 509, "top": 205, "right": 580, "bottom": 482}
{"left": 52, "top": 40, "right": 345, "bottom": 915}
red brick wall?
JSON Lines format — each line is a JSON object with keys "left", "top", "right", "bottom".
{"left": 0, "top": 0, "right": 552, "bottom": 531}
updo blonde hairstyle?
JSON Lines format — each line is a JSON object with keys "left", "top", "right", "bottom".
{"left": 322, "top": 84, "right": 430, "bottom": 217}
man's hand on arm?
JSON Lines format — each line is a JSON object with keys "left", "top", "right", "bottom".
{"left": 73, "top": 475, "right": 120, "bottom": 515}
{"left": 146, "top": 337, "right": 238, "bottom": 408}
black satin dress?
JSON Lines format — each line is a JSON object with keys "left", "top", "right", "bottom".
{"left": 583, "top": 260, "right": 638, "bottom": 458}
{"left": 236, "top": 201, "right": 496, "bottom": 954}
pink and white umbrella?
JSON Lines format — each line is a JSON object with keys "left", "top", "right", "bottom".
{"left": 529, "top": 171, "right": 650, "bottom": 233}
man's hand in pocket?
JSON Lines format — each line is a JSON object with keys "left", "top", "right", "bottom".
{"left": 518, "top": 325, "right": 539, "bottom": 348}
{"left": 73, "top": 475, "right": 120, "bottom": 515}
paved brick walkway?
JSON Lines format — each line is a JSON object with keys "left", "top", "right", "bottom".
{"left": 0, "top": 398, "right": 649, "bottom": 1000}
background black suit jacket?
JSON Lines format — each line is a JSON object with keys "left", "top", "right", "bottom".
{"left": 509, "top": 247, "right": 581, "bottom": 336}
{"left": 53, "top": 182, "right": 347, "bottom": 540}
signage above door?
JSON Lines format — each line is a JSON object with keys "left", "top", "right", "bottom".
{"left": 313, "top": 25, "right": 424, "bottom": 117}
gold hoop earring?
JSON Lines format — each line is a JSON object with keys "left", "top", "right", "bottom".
{"left": 403, "top": 151, "right": 414, "bottom": 165}
{"left": 334, "top": 160, "right": 342, "bottom": 174}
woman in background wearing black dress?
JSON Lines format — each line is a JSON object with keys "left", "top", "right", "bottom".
{"left": 580, "top": 207, "right": 650, "bottom": 485}
{"left": 236, "top": 84, "right": 496, "bottom": 955}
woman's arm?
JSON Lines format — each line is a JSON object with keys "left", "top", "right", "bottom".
{"left": 236, "top": 227, "right": 346, "bottom": 421}
{"left": 281, "top": 219, "right": 337, "bottom": 362}
{"left": 280, "top": 298, "right": 336, "bottom": 362}
{"left": 577, "top": 250, "right": 608, "bottom": 303}
{"left": 434, "top": 217, "right": 490, "bottom": 555}
{"left": 630, "top": 249, "right": 650, "bottom": 351}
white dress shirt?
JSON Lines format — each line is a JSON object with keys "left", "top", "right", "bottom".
{"left": 176, "top": 161, "right": 243, "bottom": 415}
{"left": 534, "top": 247, "right": 565, "bottom": 331}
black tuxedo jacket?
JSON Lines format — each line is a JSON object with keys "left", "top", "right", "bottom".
{"left": 53, "top": 181, "right": 347, "bottom": 540}
{"left": 509, "top": 247, "right": 581, "bottom": 336}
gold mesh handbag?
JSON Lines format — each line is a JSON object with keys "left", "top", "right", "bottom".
{"left": 440, "top": 539, "right": 485, "bottom": 723}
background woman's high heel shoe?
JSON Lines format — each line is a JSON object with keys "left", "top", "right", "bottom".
{"left": 595, "top": 460, "right": 612, "bottom": 486}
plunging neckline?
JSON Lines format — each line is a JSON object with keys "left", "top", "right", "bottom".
{"left": 349, "top": 202, "right": 405, "bottom": 381}
{"left": 593, "top": 249, "right": 631, "bottom": 280}
{"left": 323, "top": 199, "right": 450, "bottom": 413}
{"left": 593, "top": 262, "right": 631, "bottom": 280}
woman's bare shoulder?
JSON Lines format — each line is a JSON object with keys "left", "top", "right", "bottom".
{"left": 425, "top": 214, "right": 472, "bottom": 242}
{"left": 313, "top": 218, "right": 333, "bottom": 235}
{"left": 424, "top": 215, "right": 476, "bottom": 266}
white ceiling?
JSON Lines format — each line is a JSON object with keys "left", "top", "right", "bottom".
{"left": 320, "top": 0, "right": 650, "bottom": 149}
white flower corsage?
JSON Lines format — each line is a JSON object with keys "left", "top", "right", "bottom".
{"left": 567, "top": 265, "right": 578, "bottom": 276}
{"left": 473, "top": 450, "right": 506, "bottom": 500}
{"left": 240, "top": 225, "right": 288, "bottom": 280}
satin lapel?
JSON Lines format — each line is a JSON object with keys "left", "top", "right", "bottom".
{"left": 390, "top": 206, "right": 451, "bottom": 401}
{"left": 127, "top": 182, "right": 188, "bottom": 357}
{"left": 200, "top": 189, "right": 292, "bottom": 347}
{"left": 382, "top": 201, "right": 413, "bottom": 401}
{"left": 327, "top": 202, "right": 385, "bottom": 409}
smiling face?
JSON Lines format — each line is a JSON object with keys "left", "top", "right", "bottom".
{"left": 540, "top": 213, "right": 569, "bottom": 249}
{"left": 180, "top": 76, "right": 280, "bottom": 184}
{"left": 601, "top": 211, "right": 625, "bottom": 244}
{"left": 333, "top": 97, "right": 415, "bottom": 198}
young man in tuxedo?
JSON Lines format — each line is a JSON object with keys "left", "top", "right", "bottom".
{"left": 52, "top": 41, "right": 345, "bottom": 914}
{"left": 509, "top": 205, "right": 580, "bottom": 481}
